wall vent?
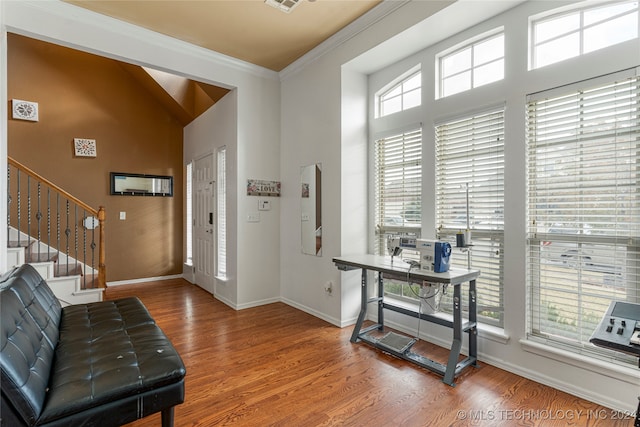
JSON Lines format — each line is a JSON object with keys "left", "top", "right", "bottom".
{"left": 264, "top": 0, "right": 302, "bottom": 13}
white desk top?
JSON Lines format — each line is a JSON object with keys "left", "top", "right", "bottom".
{"left": 333, "top": 254, "right": 480, "bottom": 285}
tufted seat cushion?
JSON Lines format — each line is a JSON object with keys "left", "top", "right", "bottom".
{"left": 1, "top": 265, "right": 186, "bottom": 427}
{"left": 39, "top": 298, "right": 185, "bottom": 424}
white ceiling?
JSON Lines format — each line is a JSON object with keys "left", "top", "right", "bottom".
{"left": 64, "top": 0, "right": 382, "bottom": 72}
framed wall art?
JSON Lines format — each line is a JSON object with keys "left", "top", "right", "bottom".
{"left": 12, "top": 99, "right": 39, "bottom": 122}
{"left": 74, "top": 138, "right": 97, "bottom": 157}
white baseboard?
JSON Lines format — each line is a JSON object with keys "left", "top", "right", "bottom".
{"left": 213, "top": 293, "right": 237, "bottom": 310}
{"left": 106, "top": 274, "right": 183, "bottom": 286}
{"left": 280, "top": 297, "right": 346, "bottom": 327}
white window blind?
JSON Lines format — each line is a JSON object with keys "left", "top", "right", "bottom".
{"left": 216, "top": 147, "right": 227, "bottom": 278}
{"left": 374, "top": 128, "right": 422, "bottom": 242}
{"left": 374, "top": 128, "right": 422, "bottom": 300}
{"left": 526, "top": 70, "right": 640, "bottom": 360}
{"left": 435, "top": 109, "right": 505, "bottom": 326}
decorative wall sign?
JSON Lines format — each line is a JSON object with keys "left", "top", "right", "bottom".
{"left": 12, "top": 99, "right": 39, "bottom": 121}
{"left": 247, "top": 179, "right": 281, "bottom": 197}
{"left": 74, "top": 138, "right": 97, "bottom": 157}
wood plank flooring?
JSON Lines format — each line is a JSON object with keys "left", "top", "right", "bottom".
{"left": 105, "top": 279, "right": 634, "bottom": 427}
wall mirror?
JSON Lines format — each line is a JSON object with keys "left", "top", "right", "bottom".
{"left": 301, "top": 163, "right": 322, "bottom": 256}
{"left": 110, "top": 172, "right": 173, "bottom": 196}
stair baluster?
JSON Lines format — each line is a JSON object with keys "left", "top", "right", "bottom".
{"left": 7, "top": 157, "right": 106, "bottom": 289}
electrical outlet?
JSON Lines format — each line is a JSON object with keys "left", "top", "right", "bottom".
{"left": 324, "top": 281, "right": 333, "bottom": 295}
{"left": 247, "top": 212, "right": 260, "bottom": 222}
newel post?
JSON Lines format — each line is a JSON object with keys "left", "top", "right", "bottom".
{"left": 98, "top": 206, "right": 106, "bottom": 288}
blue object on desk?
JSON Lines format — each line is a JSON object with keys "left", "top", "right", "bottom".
{"left": 434, "top": 241, "right": 452, "bottom": 273}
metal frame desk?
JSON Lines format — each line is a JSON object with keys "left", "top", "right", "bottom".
{"left": 333, "top": 254, "right": 480, "bottom": 386}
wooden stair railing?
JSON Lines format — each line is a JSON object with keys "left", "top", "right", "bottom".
{"left": 7, "top": 157, "right": 106, "bottom": 289}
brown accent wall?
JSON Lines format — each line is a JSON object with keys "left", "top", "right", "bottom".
{"left": 7, "top": 34, "right": 184, "bottom": 282}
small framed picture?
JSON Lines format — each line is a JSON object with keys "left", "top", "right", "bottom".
{"left": 12, "top": 99, "right": 39, "bottom": 122}
{"left": 74, "top": 138, "right": 97, "bottom": 157}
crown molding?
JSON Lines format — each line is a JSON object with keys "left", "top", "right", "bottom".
{"left": 4, "top": 0, "right": 279, "bottom": 83}
{"left": 279, "top": 0, "right": 410, "bottom": 81}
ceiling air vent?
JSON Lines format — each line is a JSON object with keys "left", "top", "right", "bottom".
{"left": 264, "top": 0, "right": 302, "bottom": 13}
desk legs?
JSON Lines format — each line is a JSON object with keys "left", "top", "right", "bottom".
{"left": 350, "top": 268, "right": 369, "bottom": 343}
{"left": 347, "top": 267, "right": 478, "bottom": 386}
{"left": 442, "top": 279, "right": 478, "bottom": 385}
{"left": 468, "top": 279, "right": 478, "bottom": 367}
{"left": 377, "top": 272, "right": 384, "bottom": 331}
{"left": 350, "top": 269, "right": 386, "bottom": 343}
{"left": 443, "top": 283, "right": 462, "bottom": 385}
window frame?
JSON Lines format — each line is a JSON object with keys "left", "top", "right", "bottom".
{"left": 216, "top": 146, "right": 227, "bottom": 279}
{"left": 525, "top": 69, "right": 640, "bottom": 364}
{"left": 435, "top": 108, "right": 506, "bottom": 327}
{"left": 529, "top": 0, "right": 639, "bottom": 70}
{"left": 185, "top": 161, "right": 193, "bottom": 266}
{"left": 373, "top": 127, "right": 423, "bottom": 302}
{"left": 376, "top": 68, "right": 422, "bottom": 118}
{"left": 436, "top": 28, "right": 505, "bottom": 99}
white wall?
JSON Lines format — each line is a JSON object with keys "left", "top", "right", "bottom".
{"left": 339, "top": 68, "right": 369, "bottom": 325}
{"left": 184, "top": 91, "right": 238, "bottom": 303}
{"left": 278, "top": 0, "right": 460, "bottom": 327}
{"left": 281, "top": 0, "right": 639, "bottom": 414}
{"left": 235, "top": 79, "right": 281, "bottom": 309}
{"left": 279, "top": 60, "right": 344, "bottom": 324}
{"left": 1, "top": 0, "right": 281, "bottom": 310}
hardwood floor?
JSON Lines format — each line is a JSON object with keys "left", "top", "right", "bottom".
{"left": 105, "top": 279, "right": 634, "bottom": 427}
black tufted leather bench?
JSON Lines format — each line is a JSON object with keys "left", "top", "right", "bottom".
{"left": 0, "top": 264, "right": 186, "bottom": 427}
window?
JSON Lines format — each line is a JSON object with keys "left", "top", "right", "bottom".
{"left": 526, "top": 70, "right": 639, "bottom": 362}
{"left": 435, "top": 109, "right": 505, "bottom": 326}
{"left": 186, "top": 161, "right": 193, "bottom": 265}
{"left": 216, "top": 147, "right": 227, "bottom": 278}
{"left": 374, "top": 128, "right": 422, "bottom": 300}
{"left": 377, "top": 70, "right": 421, "bottom": 117}
{"left": 437, "top": 29, "right": 504, "bottom": 99}
{"left": 530, "top": 1, "right": 639, "bottom": 69}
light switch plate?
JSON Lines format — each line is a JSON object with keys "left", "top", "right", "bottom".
{"left": 258, "top": 200, "right": 271, "bottom": 211}
{"left": 119, "top": 212, "right": 126, "bottom": 220}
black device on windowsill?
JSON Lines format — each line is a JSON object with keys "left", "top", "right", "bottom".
{"left": 589, "top": 301, "right": 640, "bottom": 358}
{"left": 589, "top": 301, "right": 640, "bottom": 427}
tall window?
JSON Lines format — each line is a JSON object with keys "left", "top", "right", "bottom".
{"left": 526, "top": 70, "right": 639, "bottom": 361}
{"left": 377, "top": 70, "right": 421, "bottom": 117}
{"left": 437, "top": 29, "right": 504, "bottom": 99}
{"left": 374, "top": 128, "right": 422, "bottom": 300}
{"left": 530, "top": 0, "right": 639, "bottom": 69}
{"left": 185, "top": 161, "right": 193, "bottom": 265}
{"left": 216, "top": 147, "right": 227, "bottom": 278}
{"left": 435, "top": 109, "right": 505, "bottom": 326}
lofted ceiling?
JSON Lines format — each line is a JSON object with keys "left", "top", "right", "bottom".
{"left": 64, "top": 0, "right": 382, "bottom": 72}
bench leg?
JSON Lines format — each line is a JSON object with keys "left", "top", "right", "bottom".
{"left": 161, "top": 407, "right": 174, "bottom": 427}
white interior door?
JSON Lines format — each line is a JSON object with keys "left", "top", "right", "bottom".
{"left": 193, "top": 154, "right": 215, "bottom": 294}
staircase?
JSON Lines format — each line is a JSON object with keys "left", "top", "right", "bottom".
{"left": 6, "top": 157, "right": 106, "bottom": 306}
